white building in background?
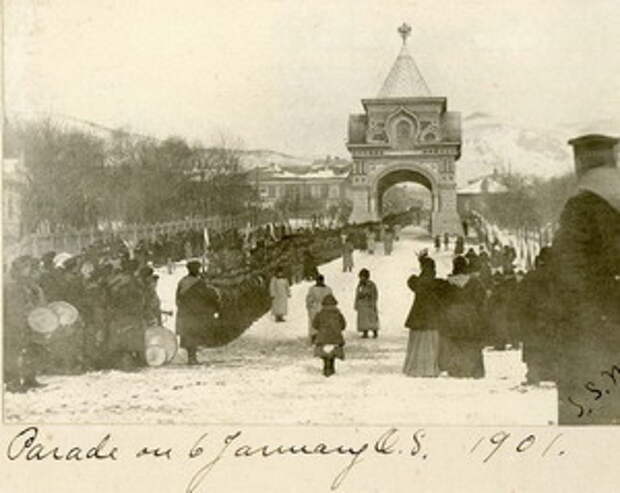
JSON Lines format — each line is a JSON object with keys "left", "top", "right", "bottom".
{"left": 255, "top": 164, "right": 349, "bottom": 209}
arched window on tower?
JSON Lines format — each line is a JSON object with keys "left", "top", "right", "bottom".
{"left": 395, "top": 119, "right": 412, "bottom": 150}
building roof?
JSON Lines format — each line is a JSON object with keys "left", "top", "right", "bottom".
{"left": 377, "top": 41, "right": 431, "bottom": 98}
{"left": 258, "top": 166, "right": 347, "bottom": 182}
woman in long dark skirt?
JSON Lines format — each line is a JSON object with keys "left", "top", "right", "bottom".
{"left": 403, "top": 256, "right": 449, "bottom": 377}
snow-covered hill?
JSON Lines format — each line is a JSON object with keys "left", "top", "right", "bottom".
{"left": 458, "top": 112, "right": 620, "bottom": 186}
{"left": 238, "top": 148, "right": 315, "bottom": 169}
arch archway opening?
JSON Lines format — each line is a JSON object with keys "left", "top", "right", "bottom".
{"left": 376, "top": 168, "right": 434, "bottom": 229}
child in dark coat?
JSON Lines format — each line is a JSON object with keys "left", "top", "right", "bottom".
{"left": 312, "top": 294, "right": 346, "bottom": 377}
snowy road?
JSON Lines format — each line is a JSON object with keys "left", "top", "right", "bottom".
{"left": 3, "top": 227, "right": 557, "bottom": 425}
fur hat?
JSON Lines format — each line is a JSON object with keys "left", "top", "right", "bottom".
{"left": 322, "top": 294, "right": 338, "bottom": 306}
{"left": 568, "top": 134, "right": 619, "bottom": 176}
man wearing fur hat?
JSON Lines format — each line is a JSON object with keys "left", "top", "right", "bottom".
{"left": 176, "top": 259, "right": 220, "bottom": 365}
{"left": 552, "top": 134, "right": 620, "bottom": 424}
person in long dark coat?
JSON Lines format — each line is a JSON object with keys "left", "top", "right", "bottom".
{"left": 438, "top": 256, "right": 486, "bottom": 379}
{"left": 551, "top": 134, "right": 620, "bottom": 425}
{"left": 515, "top": 247, "right": 560, "bottom": 385}
{"left": 403, "top": 256, "right": 449, "bottom": 377}
{"left": 302, "top": 250, "right": 318, "bottom": 281}
{"left": 454, "top": 236, "right": 465, "bottom": 256}
{"left": 486, "top": 272, "right": 520, "bottom": 350}
{"left": 313, "top": 294, "right": 346, "bottom": 377}
{"left": 383, "top": 227, "right": 394, "bottom": 255}
{"left": 105, "top": 258, "right": 145, "bottom": 368}
{"left": 3, "top": 256, "right": 47, "bottom": 392}
{"left": 176, "top": 260, "right": 220, "bottom": 365}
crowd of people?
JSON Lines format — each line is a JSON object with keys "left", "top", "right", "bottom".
{"left": 3, "top": 216, "right": 403, "bottom": 392}
{"left": 306, "top": 133, "right": 620, "bottom": 427}
{"left": 301, "top": 226, "right": 541, "bottom": 380}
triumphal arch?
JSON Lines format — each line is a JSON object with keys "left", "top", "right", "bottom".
{"left": 346, "top": 23, "right": 462, "bottom": 235}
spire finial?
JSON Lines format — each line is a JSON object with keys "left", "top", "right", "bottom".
{"left": 397, "top": 22, "right": 412, "bottom": 44}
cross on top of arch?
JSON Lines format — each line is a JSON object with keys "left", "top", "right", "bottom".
{"left": 397, "top": 22, "right": 412, "bottom": 44}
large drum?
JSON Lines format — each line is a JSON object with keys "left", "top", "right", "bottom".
{"left": 46, "top": 301, "right": 84, "bottom": 373}
{"left": 28, "top": 307, "right": 60, "bottom": 345}
{"left": 48, "top": 301, "right": 80, "bottom": 335}
{"left": 144, "top": 326, "right": 178, "bottom": 367}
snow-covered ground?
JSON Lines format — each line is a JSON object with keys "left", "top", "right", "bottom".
{"left": 3, "top": 227, "right": 557, "bottom": 425}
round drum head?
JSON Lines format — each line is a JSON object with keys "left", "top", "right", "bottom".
{"left": 145, "top": 345, "right": 167, "bottom": 367}
{"left": 48, "top": 301, "right": 79, "bottom": 327}
{"left": 145, "top": 326, "right": 178, "bottom": 363}
{"left": 28, "top": 307, "right": 60, "bottom": 335}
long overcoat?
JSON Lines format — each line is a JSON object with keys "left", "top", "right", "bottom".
{"left": 305, "top": 285, "right": 333, "bottom": 337}
{"left": 404, "top": 274, "right": 449, "bottom": 332}
{"left": 551, "top": 168, "right": 620, "bottom": 424}
{"left": 175, "top": 274, "right": 220, "bottom": 349}
{"left": 313, "top": 306, "right": 346, "bottom": 345}
{"left": 269, "top": 276, "right": 291, "bottom": 317}
{"left": 107, "top": 272, "right": 145, "bottom": 353}
{"left": 342, "top": 241, "right": 354, "bottom": 270}
{"left": 354, "top": 279, "right": 379, "bottom": 332}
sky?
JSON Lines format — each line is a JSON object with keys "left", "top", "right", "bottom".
{"left": 4, "top": 0, "right": 620, "bottom": 157}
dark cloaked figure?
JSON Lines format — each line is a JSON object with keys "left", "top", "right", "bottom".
{"left": 551, "top": 134, "right": 620, "bottom": 425}
{"left": 515, "top": 247, "right": 560, "bottom": 384}
{"left": 3, "top": 256, "right": 47, "bottom": 392}
{"left": 438, "top": 256, "right": 486, "bottom": 379}
{"left": 105, "top": 258, "right": 145, "bottom": 368}
{"left": 403, "top": 256, "right": 448, "bottom": 377}
{"left": 302, "top": 250, "right": 318, "bottom": 281}
{"left": 176, "top": 260, "right": 220, "bottom": 365}
{"left": 313, "top": 294, "right": 346, "bottom": 377}
{"left": 454, "top": 236, "right": 465, "bottom": 256}
{"left": 342, "top": 236, "right": 354, "bottom": 272}
{"left": 434, "top": 235, "right": 441, "bottom": 252}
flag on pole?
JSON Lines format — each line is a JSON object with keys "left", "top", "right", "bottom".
{"left": 268, "top": 222, "right": 277, "bottom": 241}
{"left": 203, "top": 227, "right": 210, "bottom": 250}
{"left": 122, "top": 239, "right": 135, "bottom": 259}
{"left": 526, "top": 245, "right": 534, "bottom": 271}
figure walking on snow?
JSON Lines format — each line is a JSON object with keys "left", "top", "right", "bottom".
{"left": 354, "top": 268, "right": 380, "bottom": 339}
{"left": 270, "top": 267, "right": 291, "bottom": 322}
{"left": 383, "top": 226, "right": 394, "bottom": 255}
{"left": 342, "top": 236, "right": 354, "bottom": 272}
{"left": 366, "top": 228, "right": 376, "bottom": 255}
{"left": 305, "top": 274, "right": 333, "bottom": 343}
{"left": 313, "top": 294, "right": 346, "bottom": 377}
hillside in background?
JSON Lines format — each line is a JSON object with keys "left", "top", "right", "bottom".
{"left": 7, "top": 111, "right": 618, "bottom": 183}
{"left": 458, "top": 112, "right": 620, "bottom": 185}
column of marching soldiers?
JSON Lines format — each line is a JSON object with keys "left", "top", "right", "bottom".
{"left": 4, "top": 211, "right": 550, "bottom": 385}
{"left": 3, "top": 219, "right": 402, "bottom": 389}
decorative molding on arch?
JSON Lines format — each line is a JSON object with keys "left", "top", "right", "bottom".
{"left": 384, "top": 106, "right": 420, "bottom": 147}
{"left": 371, "top": 161, "right": 440, "bottom": 194}
{"left": 385, "top": 106, "right": 419, "bottom": 127}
